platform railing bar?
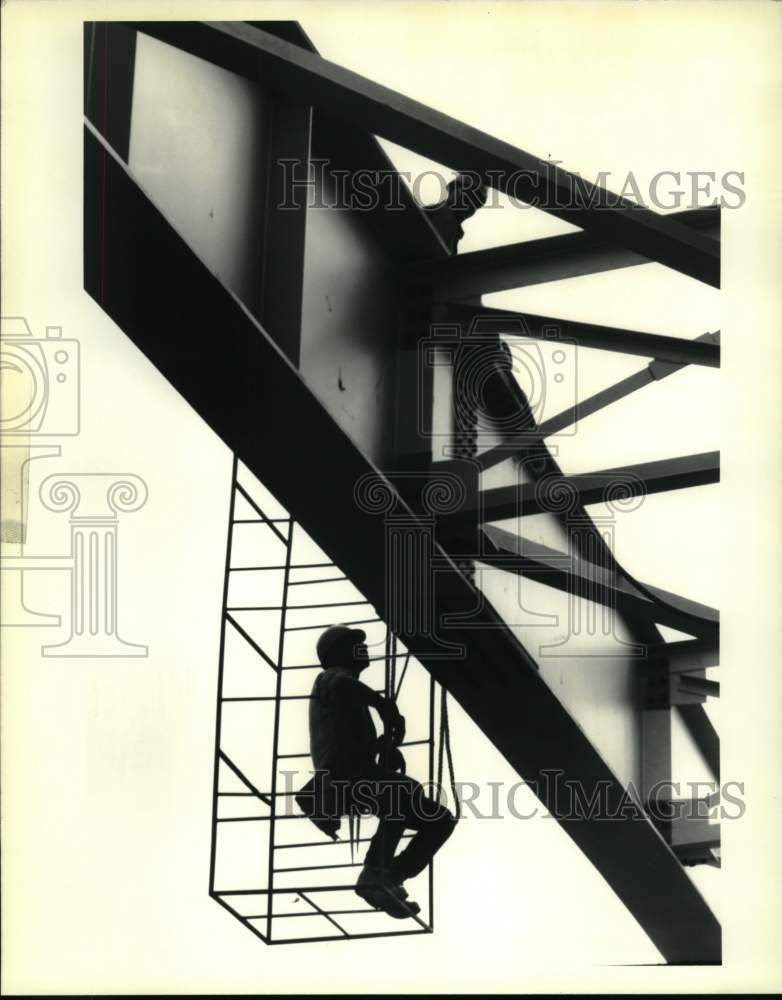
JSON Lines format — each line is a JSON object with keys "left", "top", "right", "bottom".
{"left": 216, "top": 814, "right": 306, "bottom": 821}
{"left": 224, "top": 612, "right": 279, "bottom": 672}
{"left": 227, "top": 600, "right": 370, "bottom": 610}
{"left": 298, "top": 891, "right": 350, "bottom": 937}
{"left": 210, "top": 892, "right": 269, "bottom": 944}
{"left": 284, "top": 617, "right": 381, "bottom": 632}
{"left": 275, "top": 738, "right": 432, "bottom": 760}
{"left": 221, "top": 694, "right": 311, "bottom": 702}
{"left": 280, "top": 653, "right": 409, "bottom": 671}
{"left": 218, "top": 750, "right": 274, "bottom": 807}
{"left": 230, "top": 562, "right": 335, "bottom": 572}
{"left": 273, "top": 861, "right": 365, "bottom": 873}
{"left": 234, "top": 482, "right": 290, "bottom": 547}
{"left": 274, "top": 833, "right": 414, "bottom": 851}
{"left": 245, "top": 907, "right": 381, "bottom": 919}
{"left": 268, "top": 927, "right": 429, "bottom": 945}
{"left": 233, "top": 518, "right": 291, "bottom": 524}
{"left": 217, "top": 885, "right": 358, "bottom": 894}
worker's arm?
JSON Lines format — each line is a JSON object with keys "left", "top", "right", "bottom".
{"left": 334, "top": 673, "right": 405, "bottom": 742}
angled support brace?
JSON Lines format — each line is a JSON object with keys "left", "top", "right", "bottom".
{"left": 477, "top": 524, "right": 719, "bottom": 644}
{"left": 472, "top": 452, "right": 720, "bottom": 521}
{"left": 442, "top": 302, "right": 720, "bottom": 368}
{"left": 538, "top": 332, "right": 720, "bottom": 438}
{"left": 410, "top": 206, "right": 720, "bottom": 299}
{"left": 676, "top": 704, "right": 720, "bottom": 782}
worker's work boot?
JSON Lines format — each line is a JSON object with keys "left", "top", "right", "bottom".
{"left": 355, "top": 865, "right": 420, "bottom": 919}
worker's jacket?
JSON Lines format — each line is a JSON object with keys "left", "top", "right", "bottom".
{"left": 309, "top": 666, "right": 378, "bottom": 779}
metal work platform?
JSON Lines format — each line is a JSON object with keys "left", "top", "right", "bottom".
{"left": 210, "top": 458, "right": 437, "bottom": 943}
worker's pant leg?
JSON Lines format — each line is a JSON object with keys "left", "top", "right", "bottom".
{"left": 351, "top": 767, "right": 456, "bottom": 880}
{"left": 387, "top": 776, "right": 456, "bottom": 881}
{"left": 351, "top": 767, "right": 407, "bottom": 872}
{"left": 363, "top": 812, "right": 407, "bottom": 872}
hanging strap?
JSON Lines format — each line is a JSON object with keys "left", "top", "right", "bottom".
{"left": 394, "top": 651, "right": 411, "bottom": 701}
{"left": 383, "top": 633, "right": 459, "bottom": 821}
{"left": 438, "top": 688, "right": 461, "bottom": 820}
{"left": 348, "top": 805, "right": 363, "bottom": 864}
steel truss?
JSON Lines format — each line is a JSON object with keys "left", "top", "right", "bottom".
{"left": 84, "top": 19, "right": 722, "bottom": 962}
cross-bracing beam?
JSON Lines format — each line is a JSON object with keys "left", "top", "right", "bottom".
{"left": 442, "top": 302, "right": 720, "bottom": 368}
{"left": 677, "top": 704, "right": 720, "bottom": 781}
{"left": 477, "top": 524, "right": 719, "bottom": 643}
{"left": 472, "top": 452, "right": 719, "bottom": 521}
{"left": 411, "top": 206, "right": 720, "bottom": 299}
{"left": 538, "top": 332, "right": 720, "bottom": 438}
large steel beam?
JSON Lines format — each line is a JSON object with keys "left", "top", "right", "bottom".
{"left": 129, "top": 21, "right": 720, "bottom": 288}
{"left": 443, "top": 302, "right": 720, "bottom": 367}
{"left": 475, "top": 451, "right": 719, "bottom": 521}
{"left": 412, "top": 206, "right": 720, "bottom": 299}
{"left": 84, "top": 124, "right": 720, "bottom": 963}
{"left": 479, "top": 524, "right": 719, "bottom": 643}
{"left": 84, "top": 23, "right": 137, "bottom": 161}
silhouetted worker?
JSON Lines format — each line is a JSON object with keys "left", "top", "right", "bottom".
{"left": 307, "top": 624, "right": 456, "bottom": 918}
{"left": 423, "top": 173, "right": 489, "bottom": 252}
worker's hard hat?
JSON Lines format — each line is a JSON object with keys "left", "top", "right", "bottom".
{"left": 316, "top": 624, "right": 367, "bottom": 667}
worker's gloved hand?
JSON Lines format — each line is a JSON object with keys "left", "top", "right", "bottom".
{"left": 382, "top": 701, "right": 405, "bottom": 744}
{"left": 375, "top": 735, "right": 406, "bottom": 773}
{"left": 387, "top": 746, "right": 406, "bottom": 773}
{"left": 390, "top": 710, "right": 406, "bottom": 746}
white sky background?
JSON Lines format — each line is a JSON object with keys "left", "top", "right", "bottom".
{"left": 3, "top": 0, "right": 782, "bottom": 993}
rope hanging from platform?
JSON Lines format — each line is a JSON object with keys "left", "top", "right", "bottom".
{"left": 437, "top": 688, "right": 461, "bottom": 821}
{"left": 386, "top": 629, "right": 461, "bottom": 823}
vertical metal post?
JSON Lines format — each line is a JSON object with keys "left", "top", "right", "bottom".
{"left": 267, "top": 518, "right": 293, "bottom": 941}
{"left": 428, "top": 673, "right": 435, "bottom": 930}
{"left": 210, "top": 453, "right": 238, "bottom": 895}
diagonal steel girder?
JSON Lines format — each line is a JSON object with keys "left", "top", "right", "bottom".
{"left": 474, "top": 452, "right": 720, "bottom": 521}
{"left": 478, "top": 524, "right": 719, "bottom": 644}
{"left": 412, "top": 206, "right": 720, "bottom": 299}
{"left": 129, "top": 21, "right": 719, "bottom": 288}
{"left": 83, "top": 123, "right": 720, "bottom": 963}
{"left": 537, "top": 332, "right": 720, "bottom": 438}
{"left": 442, "top": 302, "right": 720, "bottom": 368}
